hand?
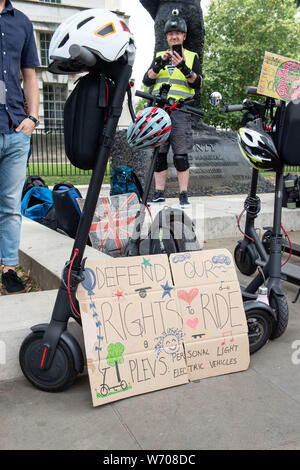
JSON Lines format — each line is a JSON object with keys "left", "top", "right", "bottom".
{"left": 152, "top": 54, "right": 169, "bottom": 74}
{"left": 163, "top": 50, "right": 172, "bottom": 62}
{"left": 171, "top": 50, "right": 186, "bottom": 67}
{"left": 15, "top": 118, "right": 35, "bottom": 136}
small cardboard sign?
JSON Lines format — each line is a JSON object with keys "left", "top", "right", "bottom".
{"left": 77, "top": 250, "right": 250, "bottom": 407}
{"left": 257, "top": 51, "right": 300, "bottom": 101}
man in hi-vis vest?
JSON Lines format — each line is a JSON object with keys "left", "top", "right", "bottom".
{"left": 143, "top": 12, "right": 202, "bottom": 206}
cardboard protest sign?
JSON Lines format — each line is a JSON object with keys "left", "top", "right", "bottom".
{"left": 258, "top": 51, "right": 300, "bottom": 101}
{"left": 76, "top": 254, "right": 188, "bottom": 407}
{"left": 77, "top": 250, "right": 250, "bottom": 406}
{"left": 170, "top": 250, "right": 250, "bottom": 382}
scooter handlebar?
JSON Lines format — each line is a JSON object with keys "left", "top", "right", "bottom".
{"left": 222, "top": 104, "right": 244, "bottom": 113}
{"left": 69, "top": 44, "right": 97, "bottom": 67}
{"left": 135, "top": 90, "right": 155, "bottom": 102}
{"left": 246, "top": 86, "right": 258, "bottom": 96}
{"left": 135, "top": 90, "right": 204, "bottom": 116}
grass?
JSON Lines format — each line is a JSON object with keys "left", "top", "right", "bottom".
{"left": 261, "top": 170, "right": 300, "bottom": 185}
{"left": 26, "top": 162, "right": 111, "bottom": 187}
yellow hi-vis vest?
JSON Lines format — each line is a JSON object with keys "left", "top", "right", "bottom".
{"left": 153, "top": 49, "right": 198, "bottom": 100}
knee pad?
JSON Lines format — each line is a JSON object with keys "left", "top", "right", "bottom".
{"left": 173, "top": 154, "right": 189, "bottom": 172}
{"left": 155, "top": 153, "right": 168, "bottom": 172}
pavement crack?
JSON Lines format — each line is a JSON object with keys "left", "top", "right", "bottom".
{"left": 110, "top": 404, "right": 143, "bottom": 450}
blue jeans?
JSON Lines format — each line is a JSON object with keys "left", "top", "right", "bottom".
{"left": 0, "top": 131, "right": 31, "bottom": 266}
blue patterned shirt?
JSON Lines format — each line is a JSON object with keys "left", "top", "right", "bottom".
{"left": 0, "top": 1, "right": 40, "bottom": 132}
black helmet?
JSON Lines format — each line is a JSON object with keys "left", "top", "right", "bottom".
{"left": 164, "top": 14, "right": 187, "bottom": 34}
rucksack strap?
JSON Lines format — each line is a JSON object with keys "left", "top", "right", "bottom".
{"left": 131, "top": 171, "right": 144, "bottom": 200}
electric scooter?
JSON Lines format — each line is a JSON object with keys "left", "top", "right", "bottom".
{"left": 210, "top": 87, "right": 293, "bottom": 340}
{"left": 19, "top": 44, "right": 136, "bottom": 392}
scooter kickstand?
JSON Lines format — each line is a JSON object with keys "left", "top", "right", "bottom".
{"left": 292, "top": 288, "right": 300, "bottom": 304}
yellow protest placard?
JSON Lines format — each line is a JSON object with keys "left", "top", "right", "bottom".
{"left": 258, "top": 51, "right": 300, "bottom": 101}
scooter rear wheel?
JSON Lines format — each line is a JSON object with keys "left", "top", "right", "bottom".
{"left": 19, "top": 331, "right": 78, "bottom": 392}
{"left": 246, "top": 308, "right": 273, "bottom": 354}
{"left": 269, "top": 293, "right": 289, "bottom": 340}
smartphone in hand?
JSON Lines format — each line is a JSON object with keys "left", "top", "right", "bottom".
{"left": 172, "top": 44, "right": 183, "bottom": 57}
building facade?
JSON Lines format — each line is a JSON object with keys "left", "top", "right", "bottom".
{"left": 14, "top": 0, "right": 132, "bottom": 129}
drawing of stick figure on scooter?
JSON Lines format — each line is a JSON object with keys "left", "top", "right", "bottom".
{"left": 99, "top": 342, "right": 129, "bottom": 397}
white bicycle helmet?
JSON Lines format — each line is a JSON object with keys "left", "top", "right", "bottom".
{"left": 127, "top": 107, "right": 172, "bottom": 149}
{"left": 48, "top": 9, "right": 135, "bottom": 74}
{"left": 237, "top": 127, "right": 281, "bottom": 171}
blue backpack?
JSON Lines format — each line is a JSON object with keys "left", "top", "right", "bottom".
{"left": 21, "top": 186, "right": 54, "bottom": 222}
{"left": 110, "top": 165, "right": 143, "bottom": 201}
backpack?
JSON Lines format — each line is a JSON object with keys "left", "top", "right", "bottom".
{"left": 21, "top": 186, "right": 54, "bottom": 222}
{"left": 52, "top": 182, "right": 83, "bottom": 238}
{"left": 22, "top": 175, "right": 48, "bottom": 200}
{"left": 275, "top": 100, "right": 300, "bottom": 166}
{"left": 64, "top": 72, "right": 114, "bottom": 170}
{"left": 110, "top": 165, "right": 143, "bottom": 201}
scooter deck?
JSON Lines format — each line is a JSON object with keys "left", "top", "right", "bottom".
{"left": 282, "top": 239, "right": 300, "bottom": 258}
{"left": 281, "top": 262, "right": 300, "bottom": 286}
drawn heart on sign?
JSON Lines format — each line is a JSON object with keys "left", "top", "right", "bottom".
{"left": 186, "top": 317, "right": 199, "bottom": 330}
{"left": 177, "top": 288, "right": 199, "bottom": 305}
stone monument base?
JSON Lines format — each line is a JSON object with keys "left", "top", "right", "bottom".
{"left": 110, "top": 126, "right": 274, "bottom": 198}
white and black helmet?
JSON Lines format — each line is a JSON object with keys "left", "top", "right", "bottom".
{"left": 48, "top": 9, "right": 135, "bottom": 74}
{"left": 237, "top": 127, "right": 281, "bottom": 171}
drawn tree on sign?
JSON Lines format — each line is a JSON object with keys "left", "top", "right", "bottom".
{"left": 106, "top": 342, "right": 125, "bottom": 383}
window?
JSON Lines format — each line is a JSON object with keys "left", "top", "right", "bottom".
{"left": 40, "top": 32, "right": 52, "bottom": 66}
{"left": 43, "top": 84, "right": 67, "bottom": 129}
{"left": 39, "top": 0, "right": 61, "bottom": 4}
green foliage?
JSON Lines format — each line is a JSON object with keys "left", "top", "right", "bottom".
{"left": 202, "top": 0, "right": 300, "bottom": 129}
{"left": 106, "top": 342, "right": 125, "bottom": 367}
{"left": 135, "top": 85, "right": 150, "bottom": 113}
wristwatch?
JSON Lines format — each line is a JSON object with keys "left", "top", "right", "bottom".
{"left": 28, "top": 115, "right": 40, "bottom": 127}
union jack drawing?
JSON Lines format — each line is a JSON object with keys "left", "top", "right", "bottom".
{"left": 77, "top": 193, "right": 140, "bottom": 256}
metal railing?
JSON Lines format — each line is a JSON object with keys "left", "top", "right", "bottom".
{"left": 27, "top": 128, "right": 111, "bottom": 179}
{"left": 27, "top": 128, "right": 299, "bottom": 179}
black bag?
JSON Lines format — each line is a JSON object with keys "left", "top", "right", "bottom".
{"left": 64, "top": 72, "right": 114, "bottom": 170}
{"left": 276, "top": 100, "right": 300, "bottom": 166}
{"left": 52, "top": 182, "right": 82, "bottom": 238}
{"left": 22, "top": 175, "right": 48, "bottom": 200}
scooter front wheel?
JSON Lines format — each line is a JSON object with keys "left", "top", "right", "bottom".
{"left": 19, "top": 331, "right": 78, "bottom": 392}
{"left": 246, "top": 308, "right": 273, "bottom": 354}
{"left": 269, "top": 293, "right": 289, "bottom": 340}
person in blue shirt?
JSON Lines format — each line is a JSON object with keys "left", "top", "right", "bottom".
{"left": 0, "top": 0, "right": 40, "bottom": 294}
